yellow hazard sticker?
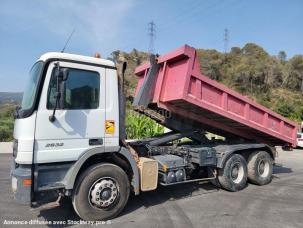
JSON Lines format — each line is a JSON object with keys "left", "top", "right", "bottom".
{"left": 105, "top": 120, "right": 115, "bottom": 134}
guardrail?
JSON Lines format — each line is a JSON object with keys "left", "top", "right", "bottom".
{"left": 0, "top": 142, "right": 12, "bottom": 154}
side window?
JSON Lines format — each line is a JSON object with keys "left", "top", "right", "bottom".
{"left": 47, "top": 67, "right": 100, "bottom": 110}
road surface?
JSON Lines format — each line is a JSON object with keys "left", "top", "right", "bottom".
{"left": 1, "top": 148, "right": 303, "bottom": 227}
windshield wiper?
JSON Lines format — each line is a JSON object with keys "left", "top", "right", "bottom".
{"left": 49, "top": 91, "right": 61, "bottom": 122}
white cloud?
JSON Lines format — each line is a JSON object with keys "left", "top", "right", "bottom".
{"left": 1, "top": 0, "right": 135, "bottom": 55}
{"left": 43, "top": 1, "right": 134, "bottom": 46}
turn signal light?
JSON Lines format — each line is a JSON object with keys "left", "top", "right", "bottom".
{"left": 94, "top": 52, "right": 101, "bottom": 58}
{"left": 22, "top": 179, "right": 32, "bottom": 187}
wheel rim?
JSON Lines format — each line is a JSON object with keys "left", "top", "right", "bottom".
{"left": 258, "top": 159, "right": 270, "bottom": 178}
{"left": 88, "top": 177, "right": 119, "bottom": 209}
{"left": 231, "top": 162, "right": 244, "bottom": 184}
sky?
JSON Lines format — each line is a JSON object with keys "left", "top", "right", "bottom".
{"left": 0, "top": 0, "right": 302, "bottom": 92}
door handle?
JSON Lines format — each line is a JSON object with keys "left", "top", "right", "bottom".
{"left": 89, "top": 138, "right": 103, "bottom": 146}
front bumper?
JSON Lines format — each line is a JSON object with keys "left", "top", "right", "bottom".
{"left": 11, "top": 161, "right": 32, "bottom": 205}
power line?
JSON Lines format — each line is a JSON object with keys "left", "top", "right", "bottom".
{"left": 157, "top": 0, "right": 231, "bottom": 37}
{"left": 148, "top": 21, "right": 156, "bottom": 53}
{"left": 156, "top": 0, "right": 206, "bottom": 29}
{"left": 115, "top": 0, "right": 243, "bottom": 53}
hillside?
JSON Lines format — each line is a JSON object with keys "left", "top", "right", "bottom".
{"left": 0, "top": 92, "right": 23, "bottom": 105}
{"left": 113, "top": 43, "right": 303, "bottom": 123}
{"left": 111, "top": 49, "right": 150, "bottom": 97}
{"left": 0, "top": 43, "right": 303, "bottom": 141}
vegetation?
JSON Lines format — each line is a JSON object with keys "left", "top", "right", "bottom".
{"left": 195, "top": 43, "right": 303, "bottom": 122}
{"left": 111, "top": 49, "right": 149, "bottom": 97}
{"left": 0, "top": 92, "right": 22, "bottom": 105}
{"left": 0, "top": 43, "right": 303, "bottom": 141}
{"left": 0, "top": 105, "right": 16, "bottom": 141}
{"left": 114, "top": 44, "right": 303, "bottom": 124}
{"left": 125, "top": 110, "right": 164, "bottom": 139}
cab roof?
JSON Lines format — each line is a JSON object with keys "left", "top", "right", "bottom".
{"left": 38, "top": 52, "right": 115, "bottom": 68}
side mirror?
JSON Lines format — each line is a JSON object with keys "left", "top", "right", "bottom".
{"left": 49, "top": 65, "right": 69, "bottom": 122}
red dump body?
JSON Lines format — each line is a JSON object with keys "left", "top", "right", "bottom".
{"left": 134, "top": 45, "right": 298, "bottom": 147}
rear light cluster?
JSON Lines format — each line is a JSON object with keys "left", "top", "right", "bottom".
{"left": 12, "top": 139, "right": 18, "bottom": 157}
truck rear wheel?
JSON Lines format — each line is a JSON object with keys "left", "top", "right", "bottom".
{"left": 218, "top": 154, "right": 248, "bottom": 192}
{"left": 247, "top": 151, "right": 273, "bottom": 185}
{"left": 72, "top": 163, "right": 130, "bottom": 221}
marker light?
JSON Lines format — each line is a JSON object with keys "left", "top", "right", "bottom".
{"left": 94, "top": 52, "right": 101, "bottom": 58}
{"left": 22, "top": 179, "right": 32, "bottom": 187}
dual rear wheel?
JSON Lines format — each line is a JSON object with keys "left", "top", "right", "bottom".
{"left": 213, "top": 151, "right": 273, "bottom": 192}
{"left": 72, "top": 151, "right": 273, "bottom": 220}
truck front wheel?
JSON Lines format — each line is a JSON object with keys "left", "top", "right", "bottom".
{"left": 72, "top": 163, "right": 130, "bottom": 221}
{"left": 247, "top": 151, "right": 273, "bottom": 185}
{"left": 218, "top": 154, "right": 248, "bottom": 192}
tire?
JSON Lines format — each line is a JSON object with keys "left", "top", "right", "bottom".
{"left": 247, "top": 151, "right": 273, "bottom": 185}
{"left": 72, "top": 163, "right": 130, "bottom": 221}
{"left": 218, "top": 154, "right": 248, "bottom": 192}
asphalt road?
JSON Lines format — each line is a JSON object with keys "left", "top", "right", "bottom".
{"left": 1, "top": 148, "right": 303, "bottom": 228}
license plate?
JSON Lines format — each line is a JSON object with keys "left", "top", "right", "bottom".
{"left": 12, "top": 177, "right": 17, "bottom": 193}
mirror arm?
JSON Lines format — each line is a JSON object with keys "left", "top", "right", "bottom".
{"left": 49, "top": 72, "right": 61, "bottom": 122}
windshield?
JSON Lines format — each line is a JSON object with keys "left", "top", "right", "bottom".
{"left": 21, "top": 61, "right": 43, "bottom": 111}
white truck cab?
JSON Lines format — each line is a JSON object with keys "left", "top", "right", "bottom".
{"left": 15, "top": 53, "right": 119, "bottom": 164}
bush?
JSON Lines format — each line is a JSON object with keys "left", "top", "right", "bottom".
{"left": 125, "top": 110, "right": 164, "bottom": 139}
{"left": 274, "top": 101, "right": 294, "bottom": 118}
{"left": 0, "top": 105, "right": 15, "bottom": 141}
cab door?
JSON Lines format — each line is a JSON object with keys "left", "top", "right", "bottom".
{"left": 34, "top": 61, "right": 106, "bottom": 163}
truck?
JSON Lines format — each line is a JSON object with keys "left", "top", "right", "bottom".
{"left": 11, "top": 45, "right": 298, "bottom": 221}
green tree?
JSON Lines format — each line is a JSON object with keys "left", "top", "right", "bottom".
{"left": 284, "top": 55, "right": 303, "bottom": 91}
{"left": 274, "top": 100, "right": 294, "bottom": 118}
{"left": 230, "top": 47, "right": 241, "bottom": 55}
{"left": 278, "top": 51, "right": 287, "bottom": 62}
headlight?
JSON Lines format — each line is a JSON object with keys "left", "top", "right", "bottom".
{"left": 13, "top": 139, "right": 18, "bottom": 157}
